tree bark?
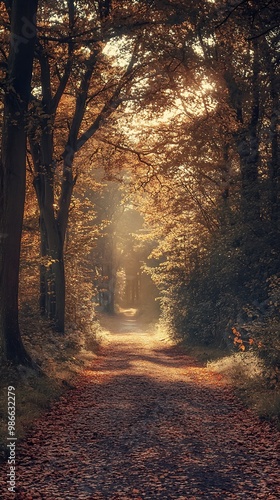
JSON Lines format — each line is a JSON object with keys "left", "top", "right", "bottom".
{"left": 0, "top": 0, "right": 38, "bottom": 365}
{"left": 33, "top": 170, "right": 70, "bottom": 333}
{"left": 240, "top": 41, "right": 261, "bottom": 225}
{"left": 224, "top": 41, "right": 261, "bottom": 226}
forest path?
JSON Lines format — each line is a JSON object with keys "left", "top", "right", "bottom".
{"left": 2, "top": 310, "right": 280, "bottom": 499}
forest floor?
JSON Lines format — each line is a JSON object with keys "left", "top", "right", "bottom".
{"left": 0, "top": 310, "right": 280, "bottom": 499}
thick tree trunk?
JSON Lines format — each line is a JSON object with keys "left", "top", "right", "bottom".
{"left": 0, "top": 117, "right": 31, "bottom": 364}
{"left": 0, "top": 0, "right": 38, "bottom": 365}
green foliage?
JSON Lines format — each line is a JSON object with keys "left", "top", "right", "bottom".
{"left": 230, "top": 275, "right": 280, "bottom": 373}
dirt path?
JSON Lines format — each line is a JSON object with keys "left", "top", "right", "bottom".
{"left": 1, "top": 312, "right": 280, "bottom": 499}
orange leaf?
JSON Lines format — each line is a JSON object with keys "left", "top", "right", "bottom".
{"left": 234, "top": 338, "right": 242, "bottom": 344}
{"left": 232, "top": 327, "right": 241, "bottom": 336}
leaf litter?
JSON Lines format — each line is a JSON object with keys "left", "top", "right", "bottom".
{"left": 0, "top": 314, "right": 279, "bottom": 499}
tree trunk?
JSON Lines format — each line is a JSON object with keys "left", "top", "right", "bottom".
{"left": 107, "top": 269, "right": 116, "bottom": 314}
{"left": 39, "top": 215, "right": 48, "bottom": 315}
{"left": 224, "top": 43, "right": 261, "bottom": 226}
{"left": 0, "top": 117, "right": 31, "bottom": 363}
{"left": 33, "top": 159, "right": 74, "bottom": 333}
{"left": 0, "top": 0, "right": 38, "bottom": 365}
{"left": 36, "top": 200, "right": 66, "bottom": 333}
{"left": 236, "top": 129, "right": 260, "bottom": 225}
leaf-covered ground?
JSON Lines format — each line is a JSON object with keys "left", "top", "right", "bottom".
{"left": 1, "top": 312, "right": 280, "bottom": 499}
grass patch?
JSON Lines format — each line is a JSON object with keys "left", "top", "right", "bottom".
{"left": 0, "top": 305, "right": 102, "bottom": 461}
{"left": 0, "top": 366, "right": 62, "bottom": 447}
{"left": 207, "top": 351, "right": 265, "bottom": 380}
{"left": 207, "top": 350, "right": 280, "bottom": 427}
{"left": 176, "top": 339, "right": 280, "bottom": 428}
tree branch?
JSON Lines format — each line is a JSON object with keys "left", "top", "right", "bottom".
{"left": 215, "top": 0, "right": 249, "bottom": 30}
{"left": 76, "top": 38, "right": 141, "bottom": 152}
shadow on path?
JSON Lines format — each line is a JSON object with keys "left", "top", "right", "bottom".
{"left": 1, "top": 312, "right": 279, "bottom": 499}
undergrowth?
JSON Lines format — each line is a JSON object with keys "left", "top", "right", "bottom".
{"left": 0, "top": 303, "right": 103, "bottom": 461}
{"left": 206, "top": 349, "right": 280, "bottom": 427}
